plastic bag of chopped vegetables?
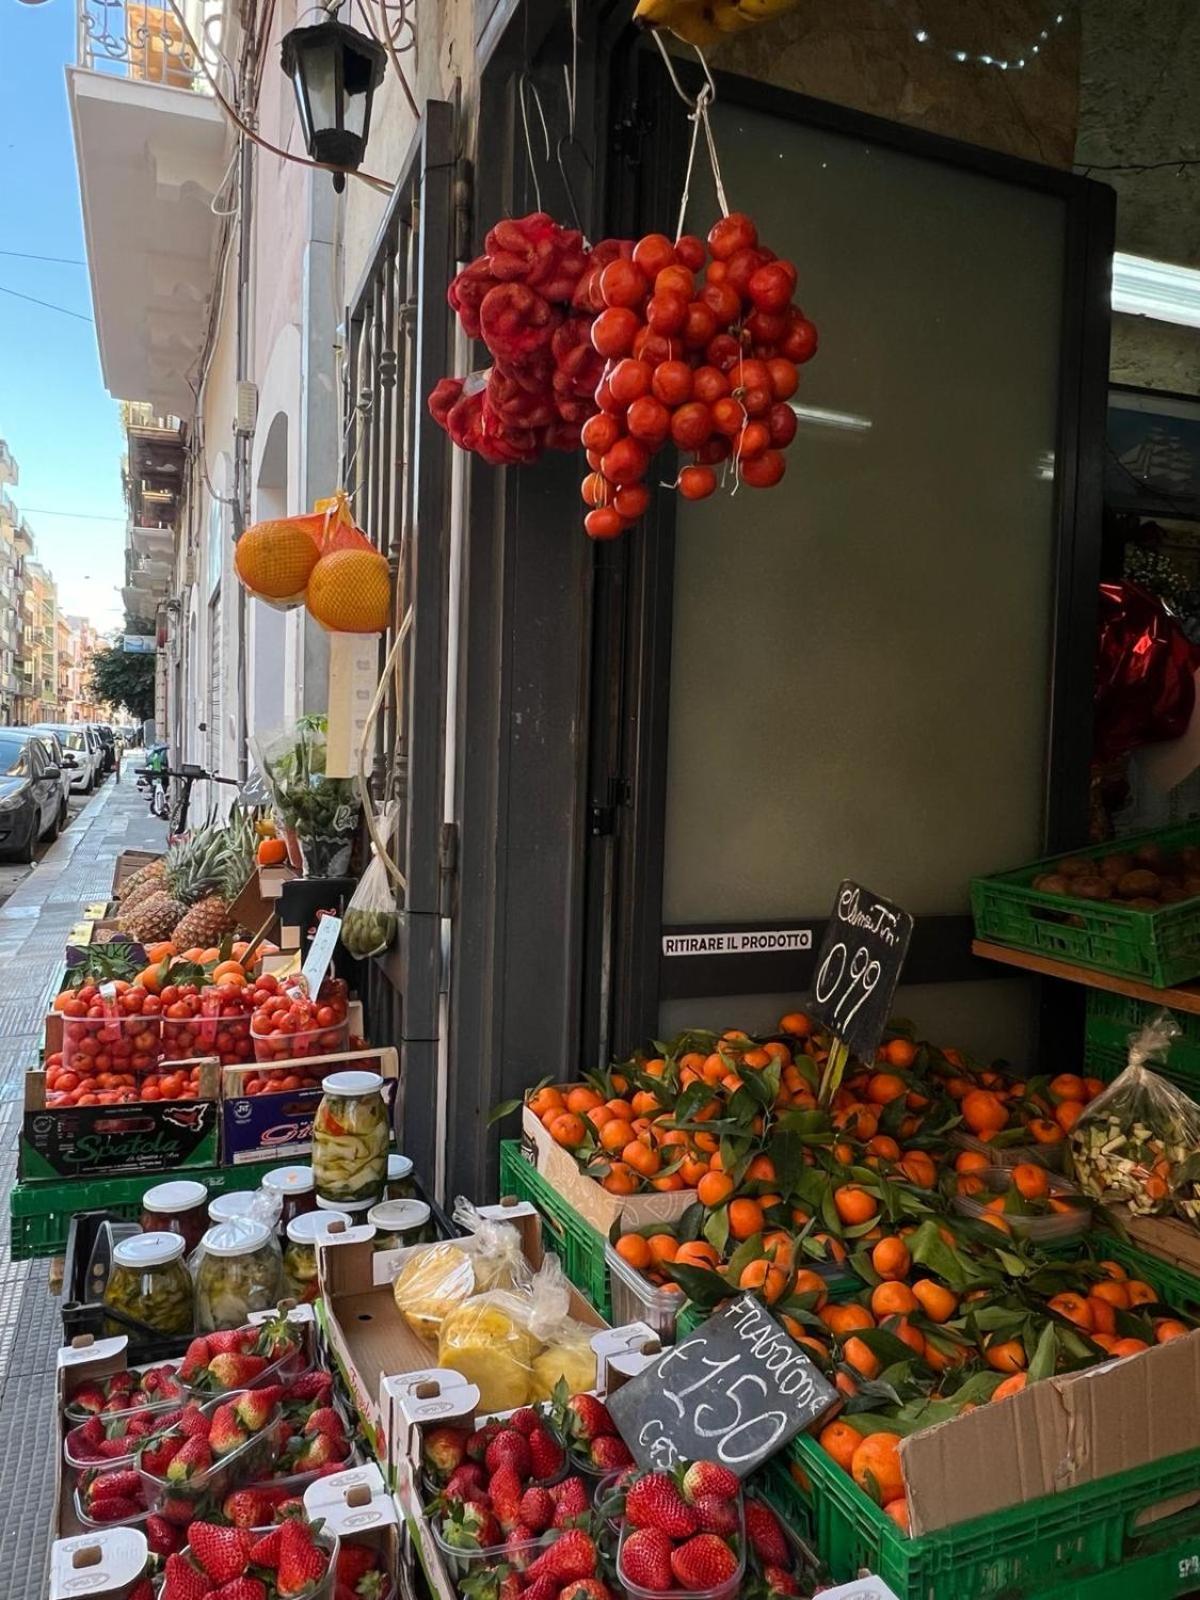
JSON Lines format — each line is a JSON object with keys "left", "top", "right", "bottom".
{"left": 1069, "top": 1010, "right": 1200, "bottom": 1215}
{"left": 341, "top": 801, "right": 400, "bottom": 959}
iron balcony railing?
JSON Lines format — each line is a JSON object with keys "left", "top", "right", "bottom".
{"left": 78, "top": 0, "right": 217, "bottom": 91}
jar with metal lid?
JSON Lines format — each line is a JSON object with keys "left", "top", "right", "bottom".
{"left": 103, "top": 1231, "right": 194, "bottom": 1336}
{"left": 261, "top": 1165, "right": 317, "bottom": 1231}
{"left": 368, "top": 1198, "right": 433, "bottom": 1252}
{"left": 313, "top": 1070, "right": 389, "bottom": 1213}
{"left": 140, "top": 1179, "right": 208, "bottom": 1255}
{"left": 386, "top": 1153, "right": 415, "bottom": 1200}
{"left": 194, "top": 1217, "right": 283, "bottom": 1331}
{"left": 282, "top": 1208, "right": 352, "bottom": 1301}
{"left": 207, "top": 1191, "right": 259, "bottom": 1226}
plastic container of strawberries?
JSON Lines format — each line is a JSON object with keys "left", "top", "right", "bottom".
{"left": 616, "top": 1495, "right": 746, "bottom": 1600}
{"left": 177, "top": 1323, "right": 312, "bottom": 1403}
{"left": 72, "top": 1475, "right": 150, "bottom": 1530}
{"left": 426, "top": 1512, "right": 560, "bottom": 1586}
{"left": 62, "top": 1360, "right": 185, "bottom": 1425}
{"left": 136, "top": 1391, "right": 285, "bottom": 1522}
{"left": 178, "top": 1522, "right": 341, "bottom": 1600}
{"left": 62, "top": 1405, "right": 184, "bottom": 1482}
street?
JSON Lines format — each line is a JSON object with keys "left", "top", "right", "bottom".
{"left": 0, "top": 771, "right": 165, "bottom": 1593}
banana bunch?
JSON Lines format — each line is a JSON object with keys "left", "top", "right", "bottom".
{"left": 633, "top": 0, "right": 801, "bottom": 47}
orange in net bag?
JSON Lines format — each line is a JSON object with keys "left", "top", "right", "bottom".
{"left": 235, "top": 492, "right": 390, "bottom": 632}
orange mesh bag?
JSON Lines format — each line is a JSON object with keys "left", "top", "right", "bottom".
{"left": 235, "top": 492, "right": 389, "bottom": 632}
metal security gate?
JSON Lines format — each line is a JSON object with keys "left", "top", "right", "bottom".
{"left": 342, "top": 102, "right": 455, "bottom": 1189}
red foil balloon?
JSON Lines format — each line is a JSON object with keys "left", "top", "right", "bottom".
{"left": 1094, "top": 580, "right": 1200, "bottom": 761}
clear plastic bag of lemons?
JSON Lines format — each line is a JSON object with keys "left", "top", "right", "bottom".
{"left": 436, "top": 1255, "right": 597, "bottom": 1414}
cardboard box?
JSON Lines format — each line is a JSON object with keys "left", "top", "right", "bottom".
{"left": 54, "top": 1335, "right": 140, "bottom": 1539}
{"left": 220, "top": 1044, "right": 395, "bottom": 1164}
{"left": 898, "top": 1328, "right": 1200, "bottom": 1536}
{"left": 316, "top": 1201, "right": 608, "bottom": 1467}
{"left": 21, "top": 1062, "right": 221, "bottom": 1181}
{"left": 111, "top": 850, "right": 161, "bottom": 897}
{"left": 521, "top": 1101, "right": 695, "bottom": 1234}
{"left": 49, "top": 1527, "right": 150, "bottom": 1599}
{"left": 302, "top": 1461, "right": 399, "bottom": 1593}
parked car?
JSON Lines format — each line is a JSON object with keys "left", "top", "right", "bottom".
{"left": 92, "top": 723, "right": 116, "bottom": 775}
{"left": 0, "top": 731, "right": 64, "bottom": 861}
{"left": 21, "top": 728, "right": 72, "bottom": 816}
{"left": 31, "top": 723, "right": 100, "bottom": 793}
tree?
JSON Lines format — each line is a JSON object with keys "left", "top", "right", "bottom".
{"left": 89, "top": 642, "right": 156, "bottom": 721}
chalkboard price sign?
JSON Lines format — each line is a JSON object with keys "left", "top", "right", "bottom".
{"left": 605, "top": 1295, "right": 838, "bottom": 1477}
{"left": 807, "top": 880, "right": 914, "bottom": 1065}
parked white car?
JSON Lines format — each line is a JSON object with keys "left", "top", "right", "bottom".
{"left": 31, "top": 723, "right": 100, "bottom": 793}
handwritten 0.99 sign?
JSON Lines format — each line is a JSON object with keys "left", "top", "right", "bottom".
{"left": 807, "top": 881, "right": 914, "bottom": 1062}
{"left": 605, "top": 1295, "right": 838, "bottom": 1477}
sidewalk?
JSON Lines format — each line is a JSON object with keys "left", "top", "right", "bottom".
{"left": 0, "top": 776, "right": 165, "bottom": 1596}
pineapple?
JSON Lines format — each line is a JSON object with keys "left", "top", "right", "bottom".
{"left": 172, "top": 894, "right": 237, "bottom": 950}
{"left": 119, "top": 859, "right": 167, "bottom": 905}
{"left": 121, "top": 890, "right": 188, "bottom": 943}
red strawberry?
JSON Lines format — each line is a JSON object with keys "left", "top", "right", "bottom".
{"left": 167, "top": 1435, "right": 213, "bottom": 1483}
{"left": 485, "top": 1430, "right": 531, "bottom": 1480}
{"left": 179, "top": 1337, "right": 212, "bottom": 1379}
{"left": 508, "top": 1407, "right": 541, "bottom": 1436}
{"left": 444, "top": 1462, "right": 487, "bottom": 1502}
{"left": 208, "top": 1403, "right": 248, "bottom": 1457}
{"left": 763, "top": 1567, "right": 801, "bottom": 1596}
{"left": 188, "top": 1522, "right": 254, "bottom": 1584}
{"left": 302, "top": 1405, "right": 346, "bottom": 1439}
{"left": 222, "top": 1490, "right": 275, "bottom": 1528}
{"left": 620, "top": 1527, "right": 673, "bottom": 1592}
{"left": 587, "top": 1435, "right": 633, "bottom": 1471}
{"left": 466, "top": 1421, "right": 503, "bottom": 1461}
{"left": 502, "top": 1525, "right": 538, "bottom": 1570}
{"left": 670, "top": 1532, "right": 738, "bottom": 1589}
{"left": 276, "top": 1519, "right": 329, "bottom": 1597}
{"left": 99, "top": 1437, "right": 134, "bottom": 1460}
{"left": 209, "top": 1582, "right": 265, "bottom": 1600}
{"left": 71, "top": 1383, "right": 105, "bottom": 1416}
{"left": 248, "top": 1527, "right": 281, "bottom": 1567}
{"left": 274, "top": 1497, "right": 306, "bottom": 1521}
{"left": 565, "top": 1394, "right": 613, "bottom": 1441}
{"left": 559, "top": 1584, "right": 613, "bottom": 1600}
{"left": 521, "top": 1580, "right": 558, "bottom": 1600}
{"left": 147, "top": 1513, "right": 183, "bottom": 1556}
{"left": 178, "top": 1404, "right": 212, "bottom": 1438}
{"left": 140, "top": 1435, "right": 184, "bottom": 1477}
{"left": 293, "top": 1430, "right": 343, "bottom": 1469}
{"left": 487, "top": 1464, "right": 524, "bottom": 1533}
{"left": 335, "top": 1545, "right": 380, "bottom": 1589}
{"left": 524, "top": 1529, "right": 597, "bottom": 1585}
{"left": 207, "top": 1353, "right": 269, "bottom": 1390}
{"left": 681, "top": 1461, "right": 739, "bottom": 1503}
{"left": 208, "top": 1327, "right": 255, "bottom": 1354}
{"left": 625, "top": 1472, "right": 698, "bottom": 1538}
{"left": 550, "top": 1475, "right": 590, "bottom": 1528}
{"left": 422, "top": 1425, "right": 468, "bottom": 1479}
{"left": 161, "top": 1553, "right": 213, "bottom": 1600}
{"left": 161, "top": 1493, "right": 200, "bottom": 1526}
{"left": 746, "top": 1498, "right": 790, "bottom": 1566}
{"left": 527, "top": 1425, "right": 565, "bottom": 1480}
{"left": 129, "top": 1582, "right": 156, "bottom": 1600}
{"left": 87, "top": 1469, "right": 142, "bottom": 1503}
{"left": 290, "top": 1371, "right": 334, "bottom": 1403}
{"left": 441, "top": 1500, "right": 500, "bottom": 1551}
{"left": 78, "top": 1417, "right": 106, "bottom": 1445}
{"left": 235, "top": 1386, "right": 284, "bottom": 1432}
{"left": 692, "top": 1493, "right": 739, "bottom": 1536}
{"left": 519, "top": 1485, "right": 555, "bottom": 1533}
{"left": 87, "top": 1496, "right": 143, "bottom": 1523}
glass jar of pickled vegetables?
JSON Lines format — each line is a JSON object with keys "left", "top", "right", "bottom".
{"left": 208, "top": 1191, "right": 259, "bottom": 1226}
{"left": 261, "top": 1165, "right": 317, "bottom": 1231}
{"left": 194, "top": 1218, "right": 283, "bottom": 1331}
{"left": 386, "top": 1153, "right": 415, "bottom": 1200}
{"left": 103, "top": 1232, "right": 194, "bottom": 1336}
{"left": 368, "top": 1198, "right": 433, "bottom": 1252}
{"left": 282, "top": 1208, "right": 352, "bottom": 1301}
{"left": 140, "top": 1179, "right": 208, "bottom": 1256}
{"left": 313, "top": 1070, "right": 390, "bottom": 1213}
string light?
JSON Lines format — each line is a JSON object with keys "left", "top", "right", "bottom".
{"left": 899, "top": 0, "right": 1070, "bottom": 72}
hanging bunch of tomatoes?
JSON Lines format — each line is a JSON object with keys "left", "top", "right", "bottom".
{"left": 429, "top": 209, "right": 817, "bottom": 539}
{"left": 579, "top": 212, "right": 816, "bottom": 538}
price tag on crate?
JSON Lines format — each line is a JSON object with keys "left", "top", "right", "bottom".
{"left": 606, "top": 1294, "right": 837, "bottom": 1476}
{"left": 301, "top": 913, "right": 342, "bottom": 994}
{"left": 807, "top": 880, "right": 913, "bottom": 1102}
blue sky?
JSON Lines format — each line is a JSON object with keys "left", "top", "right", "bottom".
{"left": 0, "top": 0, "right": 127, "bottom": 632}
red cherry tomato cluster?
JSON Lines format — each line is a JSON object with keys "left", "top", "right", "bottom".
{"left": 161, "top": 981, "right": 254, "bottom": 1065}
{"left": 581, "top": 213, "right": 816, "bottom": 539}
{"left": 232, "top": 1064, "right": 339, "bottom": 1096}
{"left": 45, "top": 1049, "right": 206, "bottom": 1107}
{"left": 61, "top": 982, "right": 166, "bottom": 1075}
{"left": 432, "top": 214, "right": 627, "bottom": 464}
{"left": 249, "top": 973, "right": 351, "bottom": 1062}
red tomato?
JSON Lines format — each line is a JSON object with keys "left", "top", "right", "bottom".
{"left": 584, "top": 507, "right": 625, "bottom": 541}
{"left": 601, "top": 438, "right": 650, "bottom": 486}
{"left": 748, "top": 261, "right": 797, "bottom": 312}
{"left": 645, "top": 292, "right": 688, "bottom": 336}
{"left": 626, "top": 396, "right": 671, "bottom": 444}
{"left": 681, "top": 302, "right": 718, "bottom": 350}
{"left": 600, "top": 260, "right": 649, "bottom": 310}
{"left": 700, "top": 281, "right": 741, "bottom": 328}
{"left": 581, "top": 412, "right": 621, "bottom": 454}
{"left": 708, "top": 213, "right": 758, "bottom": 262}
{"left": 591, "top": 307, "right": 640, "bottom": 359}
{"left": 651, "top": 360, "right": 693, "bottom": 408}
{"left": 691, "top": 366, "right": 730, "bottom": 406}
{"left": 670, "top": 402, "right": 713, "bottom": 450}
{"left": 767, "top": 358, "right": 799, "bottom": 401}
{"left": 632, "top": 233, "right": 676, "bottom": 279}
{"left": 674, "top": 235, "right": 707, "bottom": 272}
{"left": 678, "top": 465, "right": 717, "bottom": 500}
{"left": 739, "top": 449, "right": 787, "bottom": 487}
{"left": 608, "top": 358, "right": 653, "bottom": 405}
{"left": 767, "top": 402, "right": 798, "bottom": 448}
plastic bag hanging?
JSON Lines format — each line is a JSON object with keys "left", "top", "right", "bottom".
{"left": 341, "top": 800, "right": 401, "bottom": 958}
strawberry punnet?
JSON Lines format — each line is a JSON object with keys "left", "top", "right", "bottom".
{"left": 625, "top": 1471, "right": 699, "bottom": 1538}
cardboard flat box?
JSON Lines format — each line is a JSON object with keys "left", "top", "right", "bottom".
{"left": 111, "top": 850, "right": 161, "bottom": 896}
{"left": 316, "top": 1202, "right": 608, "bottom": 1467}
{"left": 521, "top": 1102, "right": 695, "bottom": 1234}
{"left": 221, "top": 1044, "right": 395, "bottom": 1164}
{"left": 21, "top": 1061, "right": 221, "bottom": 1181}
{"left": 899, "top": 1328, "right": 1200, "bottom": 1535}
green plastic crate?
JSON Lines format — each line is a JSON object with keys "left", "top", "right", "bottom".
{"left": 971, "top": 822, "right": 1200, "bottom": 986}
{"left": 1084, "top": 990, "right": 1200, "bottom": 1097}
{"left": 498, "top": 1141, "right": 612, "bottom": 1321}
{"left": 776, "top": 1241, "right": 1200, "bottom": 1600}
{"left": 10, "top": 1164, "right": 265, "bottom": 1260}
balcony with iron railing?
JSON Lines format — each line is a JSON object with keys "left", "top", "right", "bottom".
{"left": 78, "top": 0, "right": 220, "bottom": 90}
